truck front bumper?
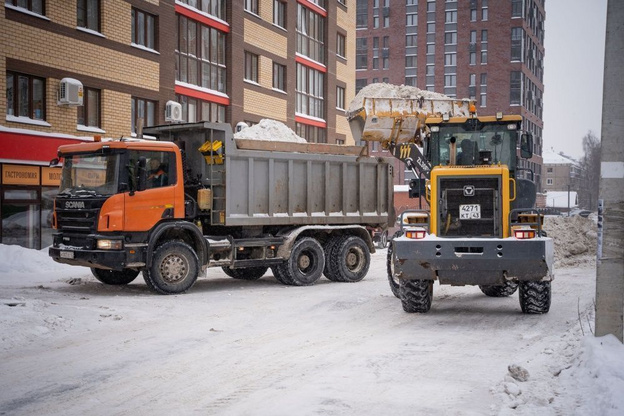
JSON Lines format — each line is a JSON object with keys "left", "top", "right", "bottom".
{"left": 49, "top": 234, "right": 145, "bottom": 271}
{"left": 392, "top": 236, "right": 554, "bottom": 286}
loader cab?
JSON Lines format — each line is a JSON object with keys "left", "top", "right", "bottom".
{"left": 426, "top": 117, "right": 522, "bottom": 172}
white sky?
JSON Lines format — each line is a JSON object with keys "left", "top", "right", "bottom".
{"left": 542, "top": 0, "right": 608, "bottom": 159}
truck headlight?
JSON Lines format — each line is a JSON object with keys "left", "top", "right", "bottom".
{"left": 97, "top": 239, "right": 123, "bottom": 250}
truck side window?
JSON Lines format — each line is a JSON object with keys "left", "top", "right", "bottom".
{"left": 129, "top": 151, "right": 175, "bottom": 189}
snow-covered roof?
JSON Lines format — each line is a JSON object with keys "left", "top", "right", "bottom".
{"left": 545, "top": 191, "right": 578, "bottom": 208}
{"left": 542, "top": 149, "right": 578, "bottom": 165}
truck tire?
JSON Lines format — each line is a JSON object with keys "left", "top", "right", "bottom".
{"left": 519, "top": 281, "right": 551, "bottom": 314}
{"left": 478, "top": 281, "right": 519, "bottom": 297}
{"left": 222, "top": 266, "right": 268, "bottom": 280}
{"left": 400, "top": 279, "right": 433, "bottom": 313}
{"left": 323, "top": 235, "right": 343, "bottom": 281}
{"left": 280, "top": 237, "right": 325, "bottom": 286}
{"left": 271, "top": 264, "right": 294, "bottom": 285}
{"left": 330, "top": 236, "right": 370, "bottom": 283}
{"left": 91, "top": 268, "right": 139, "bottom": 285}
{"left": 376, "top": 231, "right": 388, "bottom": 249}
{"left": 144, "top": 241, "right": 199, "bottom": 294}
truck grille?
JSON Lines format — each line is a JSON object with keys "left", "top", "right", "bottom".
{"left": 438, "top": 177, "right": 501, "bottom": 237}
{"left": 54, "top": 198, "right": 105, "bottom": 233}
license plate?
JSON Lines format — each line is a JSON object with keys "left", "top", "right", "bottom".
{"left": 60, "top": 251, "right": 74, "bottom": 259}
{"left": 459, "top": 204, "right": 481, "bottom": 219}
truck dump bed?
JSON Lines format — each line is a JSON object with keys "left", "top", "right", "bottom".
{"left": 144, "top": 122, "right": 393, "bottom": 228}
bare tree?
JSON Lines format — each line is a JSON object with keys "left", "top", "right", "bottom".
{"left": 578, "top": 131, "right": 601, "bottom": 210}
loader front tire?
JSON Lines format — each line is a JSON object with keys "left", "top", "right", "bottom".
{"left": 400, "top": 279, "right": 433, "bottom": 313}
{"left": 519, "top": 281, "right": 551, "bottom": 314}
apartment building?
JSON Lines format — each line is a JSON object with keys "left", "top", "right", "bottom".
{"left": 0, "top": 0, "right": 355, "bottom": 249}
{"left": 355, "top": 0, "right": 545, "bottom": 190}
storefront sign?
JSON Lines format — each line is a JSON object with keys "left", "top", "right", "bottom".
{"left": 2, "top": 165, "right": 40, "bottom": 185}
{"left": 41, "top": 167, "right": 62, "bottom": 186}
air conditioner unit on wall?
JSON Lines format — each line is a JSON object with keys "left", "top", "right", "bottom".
{"left": 57, "top": 78, "right": 83, "bottom": 106}
{"left": 165, "top": 100, "right": 183, "bottom": 123}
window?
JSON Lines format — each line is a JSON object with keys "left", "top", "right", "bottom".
{"left": 336, "top": 86, "right": 345, "bottom": 110}
{"left": 297, "top": 4, "right": 326, "bottom": 64}
{"left": 77, "top": 0, "right": 100, "bottom": 32}
{"left": 356, "top": 0, "right": 368, "bottom": 28}
{"left": 296, "top": 63, "right": 324, "bottom": 119}
{"left": 131, "top": 97, "right": 156, "bottom": 133}
{"left": 512, "top": 0, "right": 523, "bottom": 18}
{"left": 6, "top": 72, "right": 45, "bottom": 120}
{"left": 6, "top": 0, "right": 44, "bottom": 14}
{"left": 337, "top": 33, "right": 346, "bottom": 58}
{"left": 178, "top": 1, "right": 226, "bottom": 20}
{"left": 132, "top": 8, "right": 157, "bottom": 50}
{"left": 444, "top": 53, "right": 456, "bottom": 66}
{"left": 547, "top": 167, "right": 553, "bottom": 173}
{"left": 176, "top": 16, "right": 227, "bottom": 93}
{"left": 273, "top": 63, "right": 286, "bottom": 91}
{"left": 245, "top": 0, "right": 258, "bottom": 14}
{"left": 406, "top": 34, "right": 417, "bottom": 47}
{"left": 406, "top": 13, "right": 417, "bottom": 26}
{"left": 482, "top": 0, "right": 488, "bottom": 21}
{"left": 245, "top": 52, "right": 259, "bottom": 83}
{"left": 511, "top": 27, "right": 524, "bottom": 61}
{"left": 356, "top": 38, "right": 367, "bottom": 69}
{"left": 444, "top": 75, "right": 456, "bottom": 87}
{"left": 405, "top": 76, "right": 417, "bottom": 86}
{"left": 470, "top": 8, "right": 476, "bottom": 22}
{"left": 445, "top": 32, "right": 457, "bottom": 45}
{"left": 273, "top": 0, "right": 285, "bottom": 28}
{"left": 296, "top": 123, "right": 326, "bottom": 143}
{"left": 480, "top": 73, "right": 487, "bottom": 107}
{"left": 77, "top": 87, "right": 100, "bottom": 128}
{"left": 406, "top": 56, "right": 417, "bottom": 68}
{"left": 176, "top": 94, "right": 225, "bottom": 123}
{"left": 546, "top": 178, "right": 553, "bottom": 185}
{"left": 382, "top": 77, "right": 389, "bottom": 83}
{"left": 481, "top": 30, "right": 488, "bottom": 64}
{"left": 469, "top": 52, "right": 476, "bottom": 65}
{"left": 445, "top": 11, "right": 457, "bottom": 23}
{"left": 510, "top": 71, "right": 522, "bottom": 105}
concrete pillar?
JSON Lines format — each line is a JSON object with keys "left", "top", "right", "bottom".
{"left": 595, "top": 0, "right": 624, "bottom": 342}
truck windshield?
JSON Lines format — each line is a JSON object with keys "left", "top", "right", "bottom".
{"left": 430, "top": 124, "right": 518, "bottom": 168}
{"left": 59, "top": 153, "right": 121, "bottom": 197}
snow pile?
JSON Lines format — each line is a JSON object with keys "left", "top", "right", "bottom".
{"left": 233, "top": 119, "right": 307, "bottom": 143}
{"left": 0, "top": 244, "right": 74, "bottom": 275}
{"left": 543, "top": 215, "right": 597, "bottom": 268}
{"left": 348, "top": 83, "right": 450, "bottom": 112}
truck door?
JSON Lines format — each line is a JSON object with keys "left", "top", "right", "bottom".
{"left": 124, "top": 151, "right": 177, "bottom": 231}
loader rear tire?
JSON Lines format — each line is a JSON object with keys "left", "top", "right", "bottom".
{"left": 91, "top": 268, "right": 139, "bottom": 285}
{"left": 222, "top": 266, "right": 268, "bottom": 280}
{"left": 399, "top": 279, "right": 433, "bottom": 313}
{"left": 144, "top": 241, "right": 199, "bottom": 294}
{"left": 280, "top": 237, "right": 325, "bottom": 286}
{"left": 519, "top": 281, "right": 551, "bottom": 314}
{"left": 479, "top": 281, "right": 519, "bottom": 297}
{"left": 386, "top": 232, "right": 402, "bottom": 298}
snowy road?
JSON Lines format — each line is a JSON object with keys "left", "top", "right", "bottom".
{"left": 0, "top": 248, "right": 601, "bottom": 415}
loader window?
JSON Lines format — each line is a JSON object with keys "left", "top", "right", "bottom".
{"left": 431, "top": 124, "right": 517, "bottom": 169}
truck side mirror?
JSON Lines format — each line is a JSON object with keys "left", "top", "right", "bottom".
{"left": 520, "top": 133, "right": 533, "bottom": 159}
{"left": 137, "top": 156, "right": 147, "bottom": 192}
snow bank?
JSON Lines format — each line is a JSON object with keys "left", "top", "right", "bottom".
{"left": 233, "top": 119, "right": 307, "bottom": 143}
{"left": 0, "top": 244, "right": 74, "bottom": 275}
{"left": 348, "top": 83, "right": 450, "bottom": 112}
{"left": 543, "top": 215, "right": 597, "bottom": 268}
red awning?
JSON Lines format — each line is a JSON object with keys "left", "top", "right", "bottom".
{"left": 0, "top": 131, "right": 90, "bottom": 164}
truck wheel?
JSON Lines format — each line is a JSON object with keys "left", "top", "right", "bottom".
{"left": 399, "top": 279, "right": 433, "bottom": 313}
{"left": 330, "top": 236, "right": 370, "bottom": 283}
{"left": 144, "top": 241, "right": 199, "bottom": 294}
{"left": 377, "top": 231, "right": 388, "bottom": 249}
{"left": 479, "top": 281, "right": 518, "bottom": 297}
{"left": 323, "top": 235, "right": 343, "bottom": 281}
{"left": 280, "top": 237, "right": 325, "bottom": 286}
{"left": 222, "top": 266, "right": 268, "bottom": 280}
{"left": 519, "top": 281, "right": 551, "bottom": 314}
{"left": 271, "top": 264, "right": 294, "bottom": 285}
{"left": 387, "top": 241, "right": 400, "bottom": 298}
{"left": 91, "top": 268, "right": 139, "bottom": 285}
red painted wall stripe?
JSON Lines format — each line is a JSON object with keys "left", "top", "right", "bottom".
{"left": 175, "top": 85, "right": 230, "bottom": 106}
{"left": 295, "top": 55, "right": 327, "bottom": 73}
{"left": 175, "top": 4, "right": 230, "bottom": 33}
{"left": 0, "top": 132, "right": 90, "bottom": 163}
{"left": 297, "top": 0, "right": 328, "bottom": 17}
{"left": 295, "top": 115, "right": 326, "bottom": 128}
